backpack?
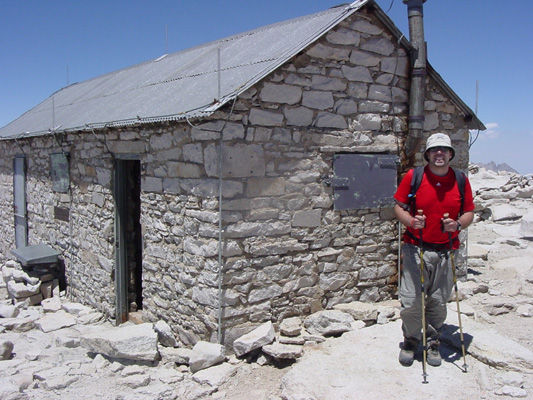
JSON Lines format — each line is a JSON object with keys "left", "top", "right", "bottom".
{"left": 407, "top": 166, "right": 466, "bottom": 216}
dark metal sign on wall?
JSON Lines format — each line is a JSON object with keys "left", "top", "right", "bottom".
{"left": 329, "top": 154, "right": 399, "bottom": 210}
{"left": 50, "top": 153, "right": 70, "bottom": 193}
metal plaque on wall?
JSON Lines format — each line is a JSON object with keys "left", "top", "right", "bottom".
{"left": 330, "top": 154, "right": 399, "bottom": 210}
{"left": 51, "top": 153, "right": 70, "bottom": 193}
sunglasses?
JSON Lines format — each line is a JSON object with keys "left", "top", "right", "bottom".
{"left": 428, "top": 146, "right": 451, "bottom": 153}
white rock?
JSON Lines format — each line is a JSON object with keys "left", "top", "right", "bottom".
{"left": 280, "top": 317, "right": 303, "bottom": 337}
{"left": 154, "top": 320, "right": 178, "bottom": 347}
{"left": 41, "top": 296, "right": 62, "bottom": 312}
{"left": 518, "top": 210, "right": 533, "bottom": 238}
{"left": 92, "top": 353, "right": 110, "bottom": 370}
{"left": 159, "top": 346, "right": 192, "bottom": 365}
{"left": 80, "top": 323, "right": 159, "bottom": 361}
{"left": 155, "top": 368, "right": 184, "bottom": 384}
{"left": 12, "top": 269, "right": 39, "bottom": 285}
{"left": 332, "top": 301, "right": 377, "bottom": 321}
{"left": 7, "top": 280, "right": 41, "bottom": 298}
{"left": 233, "top": 321, "right": 275, "bottom": 357}
{"left": 189, "top": 341, "right": 226, "bottom": 373}
{"left": 0, "top": 317, "right": 36, "bottom": 332}
{"left": 119, "top": 375, "right": 151, "bottom": 389}
{"left": 491, "top": 204, "right": 524, "bottom": 222}
{"left": 304, "top": 310, "right": 355, "bottom": 336}
{"left": 54, "top": 331, "right": 81, "bottom": 348}
{"left": 262, "top": 342, "right": 303, "bottom": 360}
{"left": 192, "top": 362, "right": 238, "bottom": 387}
{"left": 35, "top": 310, "right": 77, "bottom": 333}
{"left": 0, "top": 304, "right": 19, "bottom": 318}
{"left": 61, "top": 302, "right": 93, "bottom": 316}
{"left": 494, "top": 386, "right": 528, "bottom": 398}
{"left": 76, "top": 312, "right": 104, "bottom": 325}
{"left": 121, "top": 365, "right": 145, "bottom": 376}
{"left": 517, "top": 304, "right": 533, "bottom": 317}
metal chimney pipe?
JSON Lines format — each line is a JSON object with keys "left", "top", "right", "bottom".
{"left": 402, "top": 0, "right": 427, "bottom": 166}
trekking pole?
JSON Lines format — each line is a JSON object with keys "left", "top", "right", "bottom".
{"left": 443, "top": 213, "right": 468, "bottom": 373}
{"left": 417, "top": 210, "right": 428, "bottom": 384}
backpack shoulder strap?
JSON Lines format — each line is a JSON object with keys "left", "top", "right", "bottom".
{"left": 407, "top": 166, "right": 425, "bottom": 215}
{"left": 451, "top": 167, "right": 466, "bottom": 216}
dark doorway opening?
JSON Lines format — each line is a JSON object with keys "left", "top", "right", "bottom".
{"left": 114, "top": 159, "right": 142, "bottom": 324}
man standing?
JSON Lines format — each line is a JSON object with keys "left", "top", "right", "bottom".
{"left": 394, "top": 133, "right": 475, "bottom": 367}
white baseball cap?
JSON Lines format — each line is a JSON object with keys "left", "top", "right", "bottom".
{"left": 424, "top": 133, "right": 455, "bottom": 161}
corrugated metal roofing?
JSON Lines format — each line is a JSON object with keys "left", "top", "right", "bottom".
{"left": 0, "top": 0, "right": 484, "bottom": 139}
{"left": 0, "top": 1, "right": 369, "bottom": 139}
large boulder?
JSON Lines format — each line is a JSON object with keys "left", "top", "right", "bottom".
{"left": 80, "top": 323, "right": 159, "bottom": 361}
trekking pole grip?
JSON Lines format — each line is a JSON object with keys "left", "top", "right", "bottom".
{"left": 417, "top": 210, "right": 424, "bottom": 229}
{"left": 442, "top": 213, "right": 449, "bottom": 233}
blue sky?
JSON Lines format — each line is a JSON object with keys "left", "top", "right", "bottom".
{"left": 1, "top": 0, "right": 532, "bottom": 173}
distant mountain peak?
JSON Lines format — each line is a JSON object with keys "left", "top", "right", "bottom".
{"left": 474, "top": 161, "right": 518, "bottom": 174}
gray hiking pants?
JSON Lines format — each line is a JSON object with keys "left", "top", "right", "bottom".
{"left": 399, "top": 243, "right": 455, "bottom": 341}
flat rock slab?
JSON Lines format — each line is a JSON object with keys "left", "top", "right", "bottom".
{"left": 36, "top": 311, "right": 77, "bottom": 333}
{"left": 281, "top": 320, "right": 520, "bottom": 400}
{"left": 80, "top": 323, "right": 159, "bottom": 361}
{"left": 444, "top": 309, "right": 533, "bottom": 372}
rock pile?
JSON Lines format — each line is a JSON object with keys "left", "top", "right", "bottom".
{"left": 469, "top": 165, "right": 533, "bottom": 228}
{"left": 2, "top": 260, "right": 60, "bottom": 306}
{"left": 231, "top": 302, "right": 400, "bottom": 364}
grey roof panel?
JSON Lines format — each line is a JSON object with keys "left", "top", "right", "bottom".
{"left": 0, "top": 1, "right": 367, "bottom": 138}
{"left": 0, "top": 0, "right": 484, "bottom": 138}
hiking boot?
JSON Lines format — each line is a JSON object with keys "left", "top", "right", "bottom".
{"left": 427, "top": 340, "right": 442, "bottom": 367}
{"left": 399, "top": 337, "right": 418, "bottom": 366}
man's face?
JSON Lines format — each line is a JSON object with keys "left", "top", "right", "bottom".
{"left": 427, "top": 146, "right": 452, "bottom": 167}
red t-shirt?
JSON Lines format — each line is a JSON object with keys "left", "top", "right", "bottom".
{"left": 394, "top": 166, "right": 475, "bottom": 248}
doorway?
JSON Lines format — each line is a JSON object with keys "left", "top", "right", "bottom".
{"left": 114, "top": 158, "right": 143, "bottom": 324}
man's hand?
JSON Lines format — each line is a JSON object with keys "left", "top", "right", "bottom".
{"left": 441, "top": 215, "right": 458, "bottom": 232}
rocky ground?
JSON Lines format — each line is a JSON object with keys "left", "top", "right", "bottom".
{"left": 1, "top": 165, "right": 533, "bottom": 400}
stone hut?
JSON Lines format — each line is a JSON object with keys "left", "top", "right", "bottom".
{"left": 0, "top": 0, "right": 484, "bottom": 346}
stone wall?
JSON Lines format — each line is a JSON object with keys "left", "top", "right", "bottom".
{"left": 0, "top": 9, "right": 473, "bottom": 347}
{"left": 0, "top": 133, "right": 117, "bottom": 316}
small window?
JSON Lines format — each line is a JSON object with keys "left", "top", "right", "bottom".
{"left": 50, "top": 153, "right": 70, "bottom": 193}
{"left": 329, "top": 154, "right": 398, "bottom": 210}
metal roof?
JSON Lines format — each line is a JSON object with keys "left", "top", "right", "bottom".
{"left": 0, "top": 0, "right": 484, "bottom": 139}
{"left": 0, "top": 1, "right": 368, "bottom": 139}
